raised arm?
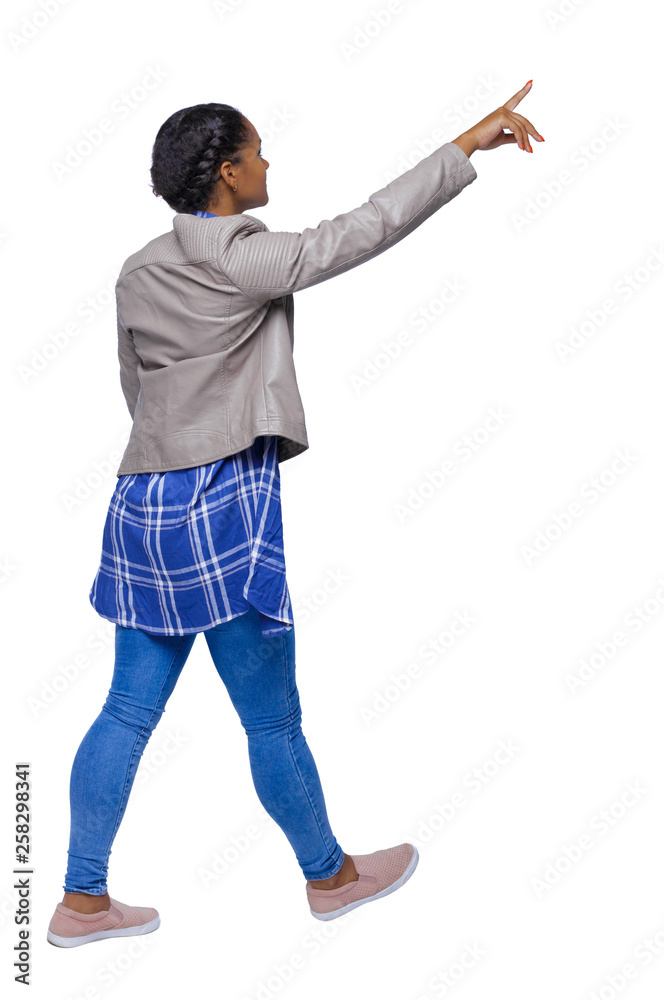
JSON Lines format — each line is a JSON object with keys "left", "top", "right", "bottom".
{"left": 214, "top": 140, "right": 477, "bottom": 305}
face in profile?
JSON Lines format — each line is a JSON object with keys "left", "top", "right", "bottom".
{"left": 208, "top": 118, "right": 270, "bottom": 215}
{"left": 240, "top": 118, "right": 270, "bottom": 209}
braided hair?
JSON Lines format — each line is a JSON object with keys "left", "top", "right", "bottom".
{"left": 149, "top": 103, "right": 251, "bottom": 214}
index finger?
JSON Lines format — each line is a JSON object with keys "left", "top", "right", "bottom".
{"left": 503, "top": 80, "right": 532, "bottom": 112}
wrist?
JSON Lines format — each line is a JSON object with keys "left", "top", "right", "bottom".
{"left": 451, "top": 131, "right": 479, "bottom": 159}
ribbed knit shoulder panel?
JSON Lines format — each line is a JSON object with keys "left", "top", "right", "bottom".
{"left": 176, "top": 211, "right": 268, "bottom": 267}
{"left": 118, "top": 232, "right": 184, "bottom": 280}
{"left": 117, "top": 213, "right": 268, "bottom": 281}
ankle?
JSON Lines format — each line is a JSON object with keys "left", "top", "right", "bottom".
{"left": 62, "top": 890, "right": 111, "bottom": 913}
{"left": 308, "top": 853, "right": 358, "bottom": 889}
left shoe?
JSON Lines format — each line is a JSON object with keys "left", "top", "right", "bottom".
{"left": 47, "top": 896, "right": 160, "bottom": 948}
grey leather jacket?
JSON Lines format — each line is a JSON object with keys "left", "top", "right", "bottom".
{"left": 115, "top": 140, "right": 477, "bottom": 476}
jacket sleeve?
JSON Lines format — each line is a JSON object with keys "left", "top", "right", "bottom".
{"left": 117, "top": 308, "right": 141, "bottom": 420}
{"left": 215, "top": 140, "right": 477, "bottom": 304}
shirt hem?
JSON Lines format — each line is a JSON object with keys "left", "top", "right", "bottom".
{"left": 89, "top": 601, "right": 293, "bottom": 637}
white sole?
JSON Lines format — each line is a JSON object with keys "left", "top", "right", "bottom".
{"left": 309, "top": 845, "right": 420, "bottom": 921}
{"left": 46, "top": 914, "right": 160, "bottom": 948}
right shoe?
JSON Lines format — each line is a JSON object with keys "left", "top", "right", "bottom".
{"left": 306, "top": 843, "right": 419, "bottom": 921}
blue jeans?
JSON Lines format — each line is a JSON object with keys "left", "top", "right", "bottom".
{"left": 63, "top": 605, "right": 345, "bottom": 892}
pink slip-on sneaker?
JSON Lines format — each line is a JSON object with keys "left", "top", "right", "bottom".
{"left": 306, "top": 843, "right": 419, "bottom": 921}
{"left": 47, "top": 896, "right": 160, "bottom": 948}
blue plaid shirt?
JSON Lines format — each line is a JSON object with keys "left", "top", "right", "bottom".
{"left": 89, "top": 207, "right": 294, "bottom": 637}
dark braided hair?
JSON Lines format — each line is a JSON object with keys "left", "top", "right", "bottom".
{"left": 149, "top": 103, "right": 251, "bottom": 214}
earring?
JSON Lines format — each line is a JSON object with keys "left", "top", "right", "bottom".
{"left": 233, "top": 183, "right": 238, "bottom": 192}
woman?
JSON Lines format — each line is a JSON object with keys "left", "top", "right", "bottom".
{"left": 47, "top": 82, "right": 542, "bottom": 948}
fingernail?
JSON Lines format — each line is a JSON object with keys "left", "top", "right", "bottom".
{"left": 539, "top": 134, "right": 545, "bottom": 141}
{"left": 526, "top": 79, "right": 532, "bottom": 85}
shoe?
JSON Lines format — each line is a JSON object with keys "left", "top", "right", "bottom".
{"left": 47, "top": 896, "right": 160, "bottom": 948}
{"left": 306, "top": 843, "right": 419, "bottom": 921}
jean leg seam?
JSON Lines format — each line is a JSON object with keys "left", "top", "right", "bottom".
{"left": 105, "top": 635, "right": 189, "bottom": 851}
{"left": 280, "top": 635, "right": 338, "bottom": 873}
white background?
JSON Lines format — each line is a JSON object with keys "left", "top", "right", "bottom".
{"left": 3, "top": 0, "right": 664, "bottom": 996}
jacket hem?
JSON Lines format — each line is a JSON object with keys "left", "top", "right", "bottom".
{"left": 116, "top": 422, "right": 309, "bottom": 476}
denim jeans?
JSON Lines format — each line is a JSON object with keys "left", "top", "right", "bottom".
{"left": 63, "top": 605, "right": 345, "bottom": 893}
